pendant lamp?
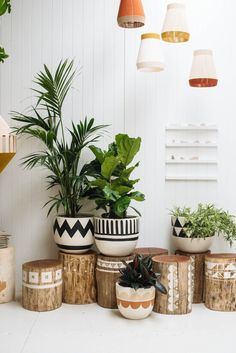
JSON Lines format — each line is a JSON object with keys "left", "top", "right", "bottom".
{"left": 161, "top": 3, "right": 190, "bottom": 43}
{"left": 137, "top": 33, "right": 165, "bottom": 72}
{"left": 117, "top": 0, "right": 145, "bottom": 28}
{"left": 189, "top": 50, "right": 218, "bottom": 87}
{"left": 0, "top": 116, "right": 16, "bottom": 172}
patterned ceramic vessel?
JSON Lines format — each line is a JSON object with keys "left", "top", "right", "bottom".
{"left": 172, "top": 235, "right": 215, "bottom": 253}
{"left": 53, "top": 215, "right": 94, "bottom": 254}
{"left": 94, "top": 216, "right": 140, "bottom": 256}
{"left": 116, "top": 283, "right": 155, "bottom": 320}
{"left": 171, "top": 216, "right": 189, "bottom": 238}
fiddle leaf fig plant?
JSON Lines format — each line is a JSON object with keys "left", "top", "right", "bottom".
{"left": 84, "top": 134, "right": 145, "bottom": 218}
{"left": 0, "top": 0, "right": 11, "bottom": 63}
{"left": 119, "top": 254, "right": 167, "bottom": 293}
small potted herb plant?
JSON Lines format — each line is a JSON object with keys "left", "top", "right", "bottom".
{"left": 84, "top": 134, "right": 145, "bottom": 256}
{"left": 12, "top": 60, "right": 106, "bottom": 253}
{"left": 116, "top": 255, "right": 167, "bottom": 320}
{"left": 170, "top": 204, "right": 236, "bottom": 253}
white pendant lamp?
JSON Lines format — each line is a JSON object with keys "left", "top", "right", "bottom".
{"left": 189, "top": 50, "right": 218, "bottom": 87}
{"left": 161, "top": 3, "right": 190, "bottom": 43}
{"left": 136, "top": 33, "right": 165, "bottom": 72}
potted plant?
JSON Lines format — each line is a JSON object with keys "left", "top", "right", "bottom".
{"left": 116, "top": 255, "right": 167, "bottom": 320}
{"left": 84, "top": 134, "right": 145, "bottom": 256}
{"left": 170, "top": 204, "right": 236, "bottom": 253}
{"left": 0, "top": 0, "right": 11, "bottom": 63}
{"left": 12, "top": 59, "right": 106, "bottom": 253}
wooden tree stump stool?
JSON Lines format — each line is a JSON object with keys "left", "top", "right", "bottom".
{"left": 22, "top": 259, "right": 62, "bottom": 312}
{"left": 96, "top": 254, "right": 134, "bottom": 308}
{"left": 134, "top": 247, "right": 168, "bottom": 258}
{"left": 205, "top": 253, "right": 236, "bottom": 311}
{"left": 0, "top": 247, "right": 15, "bottom": 303}
{"left": 176, "top": 250, "right": 210, "bottom": 303}
{"left": 153, "top": 255, "right": 192, "bottom": 315}
{"left": 59, "top": 251, "right": 97, "bottom": 304}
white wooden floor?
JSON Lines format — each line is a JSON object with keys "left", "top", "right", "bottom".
{"left": 1, "top": 301, "right": 235, "bottom": 353}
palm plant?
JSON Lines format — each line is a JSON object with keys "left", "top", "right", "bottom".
{"left": 12, "top": 59, "right": 106, "bottom": 217}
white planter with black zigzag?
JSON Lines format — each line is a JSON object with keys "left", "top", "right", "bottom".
{"left": 53, "top": 215, "right": 94, "bottom": 254}
{"left": 94, "top": 216, "right": 139, "bottom": 256}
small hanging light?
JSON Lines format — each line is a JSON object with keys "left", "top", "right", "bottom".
{"left": 136, "top": 33, "right": 165, "bottom": 72}
{"left": 161, "top": 3, "right": 190, "bottom": 43}
{"left": 117, "top": 0, "right": 145, "bottom": 28}
{"left": 0, "top": 116, "right": 16, "bottom": 172}
{"left": 189, "top": 50, "right": 218, "bottom": 87}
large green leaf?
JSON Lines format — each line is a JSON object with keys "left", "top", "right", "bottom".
{"left": 129, "top": 191, "right": 145, "bottom": 201}
{"left": 112, "top": 196, "right": 131, "bottom": 217}
{"left": 103, "top": 186, "right": 120, "bottom": 202}
{"left": 116, "top": 134, "right": 141, "bottom": 166}
{"left": 101, "top": 156, "right": 119, "bottom": 180}
{"left": 89, "top": 145, "right": 105, "bottom": 164}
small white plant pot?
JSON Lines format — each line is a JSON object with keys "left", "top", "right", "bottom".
{"left": 94, "top": 216, "right": 140, "bottom": 256}
{"left": 53, "top": 215, "right": 94, "bottom": 254}
{"left": 172, "top": 235, "right": 215, "bottom": 253}
{"left": 116, "top": 283, "right": 155, "bottom": 320}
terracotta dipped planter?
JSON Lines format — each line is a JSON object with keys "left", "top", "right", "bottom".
{"left": 116, "top": 283, "right": 155, "bottom": 320}
{"left": 94, "top": 216, "right": 139, "bottom": 256}
{"left": 53, "top": 215, "right": 94, "bottom": 254}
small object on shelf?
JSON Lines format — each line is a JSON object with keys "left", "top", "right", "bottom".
{"left": 59, "top": 251, "right": 97, "bottom": 304}
{"left": 193, "top": 140, "right": 200, "bottom": 144}
{"left": 205, "top": 140, "right": 211, "bottom": 144}
{"left": 96, "top": 254, "right": 134, "bottom": 309}
{"left": 0, "top": 231, "right": 11, "bottom": 249}
{"left": 176, "top": 250, "right": 211, "bottom": 303}
{"left": 134, "top": 247, "right": 168, "bottom": 258}
{"left": 180, "top": 156, "right": 185, "bottom": 160}
{"left": 205, "top": 253, "right": 236, "bottom": 311}
{"left": 171, "top": 155, "right": 175, "bottom": 160}
{"left": 0, "top": 247, "right": 15, "bottom": 303}
{"left": 180, "top": 140, "right": 188, "bottom": 144}
{"left": 22, "top": 259, "right": 62, "bottom": 312}
{"left": 190, "top": 156, "right": 199, "bottom": 160}
{"left": 153, "top": 255, "right": 192, "bottom": 315}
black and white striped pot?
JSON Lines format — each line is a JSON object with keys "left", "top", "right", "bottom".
{"left": 53, "top": 215, "right": 94, "bottom": 254}
{"left": 94, "top": 216, "right": 140, "bottom": 256}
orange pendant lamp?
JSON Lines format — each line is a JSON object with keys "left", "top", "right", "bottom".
{"left": 189, "top": 50, "right": 218, "bottom": 87}
{"left": 0, "top": 116, "right": 16, "bottom": 172}
{"left": 117, "top": 0, "right": 145, "bottom": 28}
{"left": 161, "top": 3, "right": 190, "bottom": 43}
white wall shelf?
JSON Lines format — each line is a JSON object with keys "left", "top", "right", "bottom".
{"left": 165, "top": 123, "right": 218, "bottom": 182}
{"left": 166, "top": 125, "right": 218, "bottom": 131}
{"left": 166, "top": 143, "right": 217, "bottom": 148}
{"left": 165, "top": 176, "right": 217, "bottom": 181}
{"left": 166, "top": 160, "right": 217, "bottom": 165}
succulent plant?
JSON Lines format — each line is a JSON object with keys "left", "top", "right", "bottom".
{"left": 118, "top": 254, "right": 167, "bottom": 293}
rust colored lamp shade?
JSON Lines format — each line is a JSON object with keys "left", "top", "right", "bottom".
{"left": 117, "top": 0, "right": 145, "bottom": 28}
{"left": 189, "top": 50, "right": 218, "bottom": 87}
{"left": 0, "top": 116, "right": 16, "bottom": 172}
{"left": 136, "top": 33, "right": 165, "bottom": 72}
{"left": 161, "top": 3, "right": 190, "bottom": 43}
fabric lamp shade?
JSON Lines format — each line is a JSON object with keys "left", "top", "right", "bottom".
{"left": 0, "top": 116, "right": 16, "bottom": 172}
{"left": 136, "top": 33, "right": 165, "bottom": 72}
{"left": 189, "top": 50, "right": 218, "bottom": 87}
{"left": 117, "top": 0, "right": 145, "bottom": 28}
{"left": 161, "top": 3, "right": 190, "bottom": 43}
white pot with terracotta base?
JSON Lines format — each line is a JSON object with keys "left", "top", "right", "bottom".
{"left": 94, "top": 216, "right": 139, "bottom": 256}
{"left": 53, "top": 215, "right": 94, "bottom": 254}
{"left": 116, "top": 283, "right": 155, "bottom": 320}
{"left": 172, "top": 235, "right": 215, "bottom": 253}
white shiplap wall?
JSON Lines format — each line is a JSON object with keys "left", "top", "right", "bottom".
{"left": 0, "top": 0, "right": 236, "bottom": 288}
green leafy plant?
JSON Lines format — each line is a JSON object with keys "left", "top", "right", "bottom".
{"left": 12, "top": 59, "right": 106, "bottom": 217}
{"left": 0, "top": 0, "right": 11, "bottom": 63}
{"left": 170, "top": 204, "right": 236, "bottom": 244}
{"left": 118, "top": 254, "right": 167, "bottom": 293}
{"left": 83, "top": 134, "right": 145, "bottom": 218}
